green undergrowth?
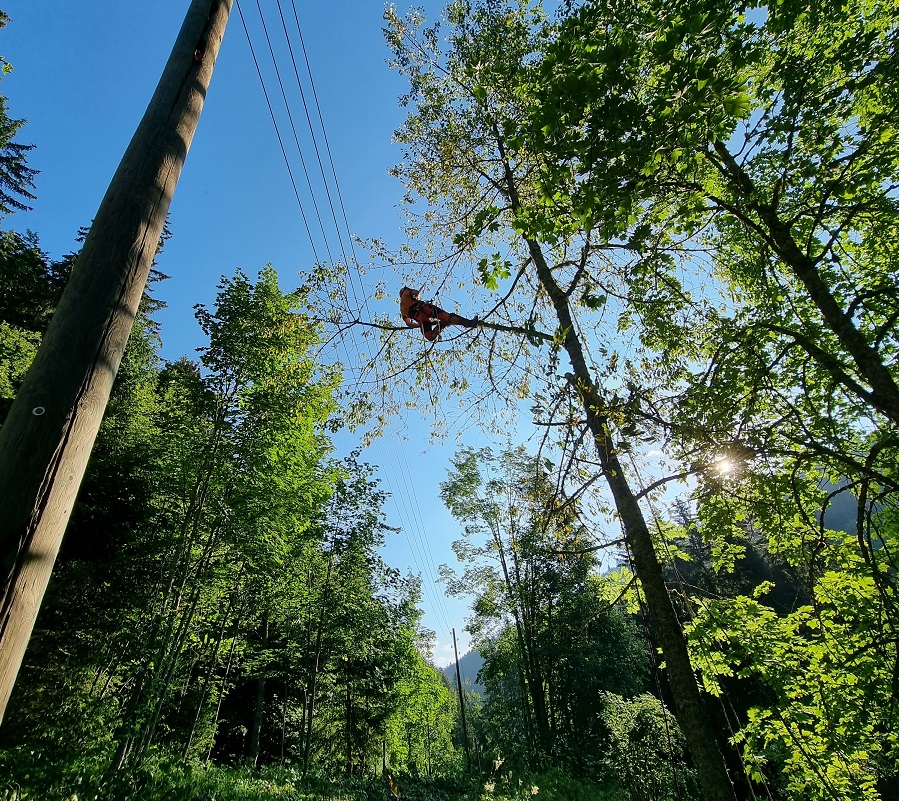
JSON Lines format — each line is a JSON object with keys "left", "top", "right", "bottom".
{"left": 0, "top": 750, "right": 620, "bottom": 801}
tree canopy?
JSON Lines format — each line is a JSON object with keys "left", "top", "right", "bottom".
{"left": 2, "top": 0, "right": 899, "bottom": 798}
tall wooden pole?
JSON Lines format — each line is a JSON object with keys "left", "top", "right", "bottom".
{"left": 452, "top": 628, "right": 471, "bottom": 771}
{"left": 0, "top": 0, "right": 232, "bottom": 723}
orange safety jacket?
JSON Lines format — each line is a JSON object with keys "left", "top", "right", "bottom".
{"left": 400, "top": 288, "right": 424, "bottom": 325}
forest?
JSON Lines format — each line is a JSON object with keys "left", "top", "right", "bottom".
{"left": 1, "top": 0, "right": 898, "bottom": 799}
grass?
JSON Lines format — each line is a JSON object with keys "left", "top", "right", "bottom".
{"left": 0, "top": 752, "right": 624, "bottom": 801}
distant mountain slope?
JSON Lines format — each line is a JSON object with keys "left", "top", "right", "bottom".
{"left": 443, "top": 649, "right": 486, "bottom": 696}
{"left": 821, "top": 481, "right": 866, "bottom": 534}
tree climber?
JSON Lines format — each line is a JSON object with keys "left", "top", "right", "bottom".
{"left": 399, "top": 285, "right": 478, "bottom": 341}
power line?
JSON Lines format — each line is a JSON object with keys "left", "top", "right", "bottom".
{"left": 251, "top": 0, "right": 337, "bottom": 268}
{"left": 288, "top": 0, "right": 363, "bottom": 276}
{"left": 273, "top": 3, "right": 459, "bottom": 638}
{"left": 234, "top": 0, "right": 320, "bottom": 265}
{"left": 275, "top": 0, "right": 355, "bottom": 276}
{"left": 239, "top": 1, "right": 458, "bottom": 642}
{"left": 277, "top": 10, "right": 460, "bottom": 636}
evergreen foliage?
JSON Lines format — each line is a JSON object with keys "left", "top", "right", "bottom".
{"left": 0, "top": 13, "right": 38, "bottom": 216}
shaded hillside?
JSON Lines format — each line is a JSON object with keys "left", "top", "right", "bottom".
{"left": 443, "top": 650, "right": 485, "bottom": 696}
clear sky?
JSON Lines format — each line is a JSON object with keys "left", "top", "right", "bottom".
{"left": 1, "top": 0, "right": 481, "bottom": 668}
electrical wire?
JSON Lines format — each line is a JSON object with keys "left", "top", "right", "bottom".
{"left": 275, "top": 0, "right": 356, "bottom": 276}
{"left": 274, "top": 4, "right": 460, "bottom": 642}
{"left": 288, "top": 0, "right": 363, "bottom": 278}
{"left": 239, "top": 0, "right": 459, "bottom": 646}
{"left": 251, "top": 0, "right": 337, "bottom": 268}
{"left": 234, "top": 0, "right": 319, "bottom": 265}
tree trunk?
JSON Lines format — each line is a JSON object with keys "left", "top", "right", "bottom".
{"left": 131, "top": 528, "right": 222, "bottom": 766}
{"left": 710, "top": 139, "right": 899, "bottom": 424}
{"left": 492, "top": 128, "right": 736, "bottom": 801}
{"left": 510, "top": 543, "right": 550, "bottom": 754}
{"left": 303, "top": 552, "right": 333, "bottom": 775}
{"left": 249, "top": 675, "right": 266, "bottom": 768}
{"left": 495, "top": 535, "right": 537, "bottom": 762}
{"left": 280, "top": 681, "right": 289, "bottom": 765}
{"left": 538, "top": 246, "right": 735, "bottom": 801}
{"left": 205, "top": 624, "right": 241, "bottom": 764}
{"left": 345, "top": 681, "right": 353, "bottom": 774}
{"left": 426, "top": 714, "right": 432, "bottom": 777}
{"left": 452, "top": 627, "right": 471, "bottom": 771}
{"left": 186, "top": 581, "right": 241, "bottom": 756}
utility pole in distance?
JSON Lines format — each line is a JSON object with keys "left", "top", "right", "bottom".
{"left": 452, "top": 628, "right": 471, "bottom": 771}
{"left": 0, "top": 0, "right": 233, "bottom": 724}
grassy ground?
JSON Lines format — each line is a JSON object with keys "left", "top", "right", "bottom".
{"left": 0, "top": 757, "right": 623, "bottom": 801}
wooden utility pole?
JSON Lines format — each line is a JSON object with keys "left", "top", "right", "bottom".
{"left": 0, "top": 0, "right": 232, "bottom": 724}
{"left": 452, "top": 628, "right": 471, "bottom": 771}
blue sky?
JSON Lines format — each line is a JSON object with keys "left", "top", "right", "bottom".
{"left": 1, "top": 0, "right": 482, "bottom": 667}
